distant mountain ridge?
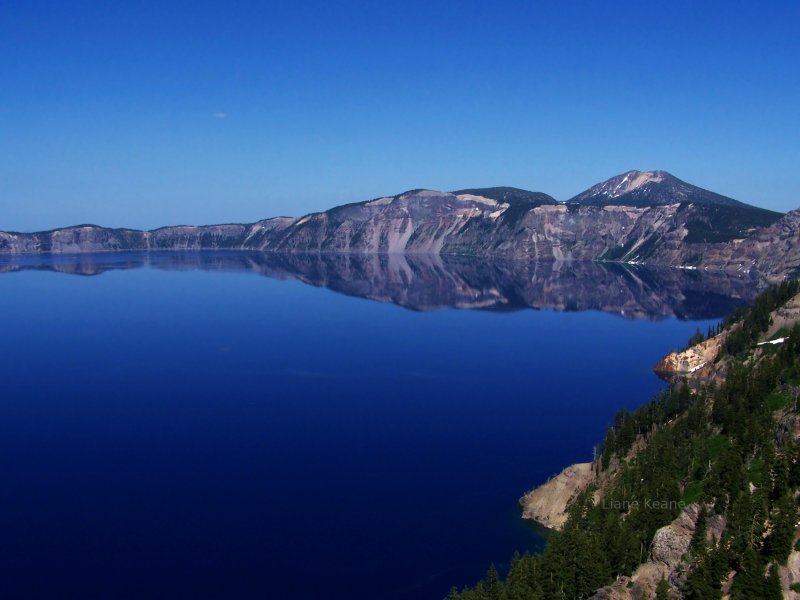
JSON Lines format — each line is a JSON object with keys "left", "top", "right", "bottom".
{"left": 450, "top": 186, "right": 558, "bottom": 207}
{"left": 0, "top": 170, "right": 795, "bottom": 283}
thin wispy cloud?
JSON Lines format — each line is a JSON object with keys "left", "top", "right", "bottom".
{"left": 212, "top": 112, "right": 228, "bottom": 119}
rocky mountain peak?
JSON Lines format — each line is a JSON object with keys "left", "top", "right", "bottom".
{"left": 569, "top": 169, "right": 763, "bottom": 211}
{"left": 597, "top": 170, "right": 668, "bottom": 198}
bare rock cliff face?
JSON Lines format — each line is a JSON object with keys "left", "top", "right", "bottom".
{"left": 698, "top": 209, "right": 800, "bottom": 283}
{"left": 0, "top": 219, "right": 297, "bottom": 255}
{"left": 255, "top": 191, "right": 504, "bottom": 254}
{"left": 654, "top": 334, "right": 726, "bottom": 384}
{"left": 519, "top": 463, "right": 595, "bottom": 529}
{"left": 1, "top": 186, "right": 796, "bottom": 281}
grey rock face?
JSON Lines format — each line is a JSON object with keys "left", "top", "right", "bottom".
{"left": 0, "top": 174, "right": 794, "bottom": 282}
{"left": 698, "top": 208, "right": 800, "bottom": 281}
{"left": 649, "top": 504, "right": 700, "bottom": 566}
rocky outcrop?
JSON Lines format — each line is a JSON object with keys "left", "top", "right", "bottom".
{"left": 654, "top": 334, "right": 726, "bottom": 383}
{"left": 520, "top": 463, "right": 595, "bottom": 529}
{"left": 698, "top": 208, "right": 800, "bottom": 283}
{"left": 767, "top": 291, "right": 800, "bottom": 338}
{"left": 591, "top": 504, "right": 726, "bottom": 600}
{"left": 779, "top": 546, "right": 800, "bottom": 599}
{"left": 650, "top": 505, "right": 703, "bottom": 566}
{"left": 655, "top": 291, "right": 800, "bottom": 383}
{"left": 776, "top": 411, "right": 800, "bottom": 446}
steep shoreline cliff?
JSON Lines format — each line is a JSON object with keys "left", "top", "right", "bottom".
{"left": 519, "top": 463, "right": 595, "bottom": 529}
{"left": 501, "top": 285, "right": 800, "bottom": 600}
{"left": 2, "top": 171, "right": 796, "bottom": 283}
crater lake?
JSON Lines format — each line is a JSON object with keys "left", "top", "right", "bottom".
{"left": 0, "top": 252, "right": 757, "bottom": 599}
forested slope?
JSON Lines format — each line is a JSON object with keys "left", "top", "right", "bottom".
{"left": 449, "top": 281, "right": 800, "bottom": 599}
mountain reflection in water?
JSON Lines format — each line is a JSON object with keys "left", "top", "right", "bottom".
{"left": 0, "top": 251, "right": 758, "bottom": 320}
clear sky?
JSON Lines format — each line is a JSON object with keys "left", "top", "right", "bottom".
{"left": 2, "top": 1, "right": 799, "bottom": 231}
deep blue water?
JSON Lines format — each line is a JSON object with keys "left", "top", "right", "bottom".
{"left": 0, "top": 253, "right": 739, "bottom": 599}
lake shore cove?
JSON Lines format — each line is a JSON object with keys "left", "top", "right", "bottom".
{"left": 452, "top": 281, "right": 800, "bottom": 600}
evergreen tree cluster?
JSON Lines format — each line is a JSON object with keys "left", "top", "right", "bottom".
{"left": 447, "top": 283, "right": 800, "bottom": 600}
{"left": 721, "top": 279, "right": 800, "bottom": 356}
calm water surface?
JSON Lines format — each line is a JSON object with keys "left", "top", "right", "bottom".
{"left": 0, "top": 253, "right": 750, "bottom": 599}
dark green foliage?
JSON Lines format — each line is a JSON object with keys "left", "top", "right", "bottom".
{"left": 484, "top": 564, "right": 504, "bottom": 600}
{"left": 729, "top": 551, "right": 783, "bottom": 599}
{"left": 36, "top": 233, "right": 52, "bottom": 252}
{"left": 721, "top": 279, "right": 800, "bottom": 356}
{"left": 448, "top": 282, "right": 800, "bottom": 600}
{"left": 687, "top": 327, "right": 705, "bottom": 348}
{"left": 629, "top": 233, "right": 662, "bottom": 261}
{"left": 764, "top": 494, "right": 797, "bottom": 563}
{"left": 655, "top": 577, "right": 670, "bottom": 600}
{"left": 598, "top": 238, "right": 638, "bottom": 261}
{"left": 684, "top": 566, "right": 723, "bottom": 600}
{"left": 682, "top": 204, "right": 782, "bottom": 244}
{"left": 690, "top": 507, "right": 708, "bottom": 555}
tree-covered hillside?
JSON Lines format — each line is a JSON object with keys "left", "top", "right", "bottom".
{"left": 449, "top": 281, "right": 800, "bottom": 600}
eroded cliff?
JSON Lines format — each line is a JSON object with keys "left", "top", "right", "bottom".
{"left": 1, "top": 172, "right": 795, "bottom": 282}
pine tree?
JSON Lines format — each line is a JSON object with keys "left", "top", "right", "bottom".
{"left": 656, "top": 576, "right": 671, "bottom": 600}
{"left": 764, "top": 564, "right": 783, "bottom": 600}
{"left": 690, "top": 506, "right": 707, "bottom": 555}
{"left": 484, "top": 564, "right": 504, "bottom": 600}
{"left": 765, "top": 494, "right": 797, "bottom": 563}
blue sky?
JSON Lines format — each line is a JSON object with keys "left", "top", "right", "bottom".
{"left": 2, "top": 1, "right": 798, "bottom": 231}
